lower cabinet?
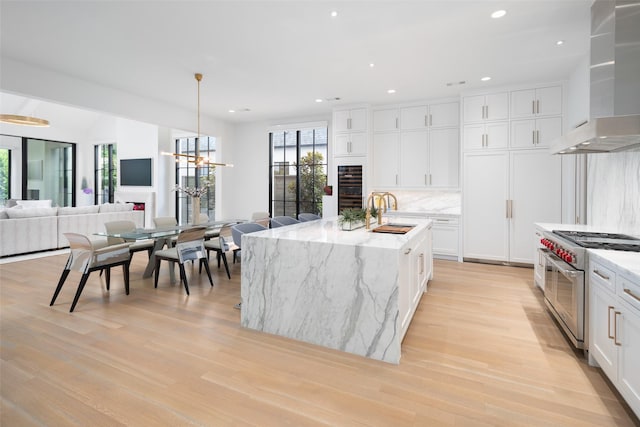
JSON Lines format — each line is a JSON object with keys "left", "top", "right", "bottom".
{"left": 430, "top": 216, "right": 459, "bottom": 260}
{"left": 399, "top": 225, "right": 432, "bottom": 339}
{"left": 533, "top": 226, "right": 545, "bottom": 290}
{"left": 589, "top": 256, "right": 640, "bottom": 419}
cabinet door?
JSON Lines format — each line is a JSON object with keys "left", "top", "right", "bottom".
{"left": 463, "top": 152, "right": 509, "bottom": 261}
{"left": 509, "top": 151, "right": 561, "bottom": 263}
{"left": 463, "top": 95, "right": 486, "bottom": 123}
{"left": 349, "top": 132, "right": 368, "bottom": 156}
{"left": 618, "top": 302, "right": 640, "bottom": 418}
{"left": 485, "top": 93, "right": 509, "bottom": 120}
{"left": 431, "top": 222, "right": 459, "bottom": 257}
{"left": 463, "top": 124, "right": 485, "bottom": 150}
{"left": 349, "top": 108, "right": 367, "bottom": 132}
{"left": 400, "top": 131, "right": 429, "bottom": 187}
{"left": 333, "top": 110, "right": 351, "bottom": 133}
{"left": 372, "top": 133, "right": 399, "bottom": 187}
{"left": 590, "top": 283, "right": 619, "bottom": 381}
{"left": 412, "top": 236, "right": 429, "bottom": 305}
{"left": 511, "top": 119, "right": 537, "bottom": 148}
{"left": 400, "top": 105, "right": 428, "bottom": 130}
{"left": 373, "top": 109, "right": 399, "bottom": 132}
{"left": 535, "top": 116, "right": 562, "bottom": 147}
{"left": 429, "top": 127, "right": 459, "bottom": 187}
{"left": 533, "top": 228, "right": 545, "bottom": 289}
{"left": 510, "top": 89, "right": 536, "bottom": 118}
{"left": 334, "top": 133, "right": 366, "bottom": 156}
{"left": 429, "top": 102, "right": 459, "bottom": 127}
{"left": 485, "top": 122, "right": 509, "bottom": 149}
{"left": 536, "top": 86, "right": 562, "bottom": 116}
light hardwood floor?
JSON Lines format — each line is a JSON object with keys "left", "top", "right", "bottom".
{"left": 1, "top": 253, "right": 638, "bottom": 426}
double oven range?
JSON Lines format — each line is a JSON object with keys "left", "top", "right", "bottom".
{"left": 539, "top": 230, "right": 640, "bottom": 351}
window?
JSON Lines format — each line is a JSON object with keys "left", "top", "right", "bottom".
{"left": 175, "top": 136, "right": 216, "bottom": 224}
{"left": 270, "top": 126, "right": 327, "bottom": 217}
{"left": 0, "top": 148, "right": 10, "bottom": 204}
{"left": 23, "top": 138, "right": 75, "bottom": 206}
{"left": 95, "top": 144, "right": 117, "bottom": 204}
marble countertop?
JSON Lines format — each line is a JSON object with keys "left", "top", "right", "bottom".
{"left": 536, "top": 222, "right": 640, "bottom": 238}
{"left": 385, "top": 210, "right": 460, "bottom": 218}
{"left": 248, "top": 217, "right": 432, "bottom": 250}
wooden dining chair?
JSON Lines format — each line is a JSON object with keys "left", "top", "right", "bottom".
{"left": 153, "top": 226, "right": 213, "bottom": 295}
{"left": 50, "top": 233, "right": 132, "bottom": 312}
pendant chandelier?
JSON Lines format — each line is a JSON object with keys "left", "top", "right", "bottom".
{"left": 163, "top": 73, "right": 233, "bottom": 167}
{"left": 0, "top": 114, "right": 50, "bottom": 127}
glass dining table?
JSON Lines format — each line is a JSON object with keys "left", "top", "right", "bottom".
{"left": 95, "top": 219, "right": 246, "bottom": 280}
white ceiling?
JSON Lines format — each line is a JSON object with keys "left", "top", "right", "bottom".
{"left": 1, "top": 0, "right": 591, "bottom": 124}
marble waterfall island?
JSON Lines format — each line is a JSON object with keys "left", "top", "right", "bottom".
{"left": 240, "top": 218, "right": 433, "bottom": 364}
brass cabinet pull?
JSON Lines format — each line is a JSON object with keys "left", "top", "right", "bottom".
{"left": 608, "top": 306, "right": 615, "bottom": 339}
{"left": 347, "top": 117, "right": 351, "bottom": 129}
{"left": 506, "top": 200, "right": 510, "bottom": 218}
{"left": 536, "top": 99, "right": 540, "bottom": 114}
{"left": 624, "top": 288, "right": 640, "bottom": 303}
{"left": 614, "top": 311, "right": 622, "bottom": 346}
{"left": 395, "top": 117, "right": 399, "bottom": 129}
{"left": 429, "top": 114, "right": 433, "bottom": 126}
{"left": 419, "top": 253, "right": 424, "bottom": 274}
{"left": 532, "top": 100, "right": 536, "bottom": 114}
{"left": 594, "top": 269, "right": 610, "bottom": 281}
{"left": 424, "top": 174, "right": 427, "bottom": 185}
{"left": 424, "top": 115, "right": 428, "bottom": 127}
{"left": 485, "top": 105, "right": 489, "bottom": 119}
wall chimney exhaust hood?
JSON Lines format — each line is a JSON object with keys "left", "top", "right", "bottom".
{"left": 552, "top": 0, "right": 640, "bottom": 154}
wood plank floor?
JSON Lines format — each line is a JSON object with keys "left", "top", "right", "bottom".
{"left": 1, "top": 253, "right": 638, "bottom": 426}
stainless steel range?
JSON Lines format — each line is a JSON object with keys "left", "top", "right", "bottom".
{"left": 539, "top": 230, "right": 640, "bottom": 351}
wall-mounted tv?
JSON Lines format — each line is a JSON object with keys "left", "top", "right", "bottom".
{"left": 120, "top": 158, "right": 152, "bottom": 186}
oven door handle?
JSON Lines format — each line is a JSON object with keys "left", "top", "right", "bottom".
{"left": 543, "top": 251, "right": 581, "bottom": 278}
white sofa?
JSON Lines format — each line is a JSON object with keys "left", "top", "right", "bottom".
{"left": 0, "top": 203, "right": 144, "bottom": 257}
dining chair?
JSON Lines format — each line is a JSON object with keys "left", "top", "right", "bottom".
{"left": 251, "top": 211, "right": 271, "bottom": 228}
{"left": 50, "top": 233, "right": 132, "bottom": 312}
{"left": 197, "top": 213, "right": 220, "bottom": 240}
{"left": 202, "top": 223, "right": 237, "bottom": 279}
{"left": 271, "top": 215, "right": 300, "bottom": 228}
{"left": 153, "top": 226, "right": 213, "bottom": 295}
{"left": 104, "top": 220, "right": 154, "bottom": 260}
{"left": 298, "top": 213, "right": 321, "bottom": 222}
{"left": 231, "top": 222, "right": 268, "bottom": 263}
{"left": 153, "top": 216, "right": 179, "bottom": 247}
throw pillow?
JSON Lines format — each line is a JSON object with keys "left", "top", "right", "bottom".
{"left": 57, "top": 205, "right": 100, "bottom": 215}
{"left": 15, "top": 199, "right": 52, "bottom": 208}
{"left": 6, "top": 207, "right": 58, "bottom": 219}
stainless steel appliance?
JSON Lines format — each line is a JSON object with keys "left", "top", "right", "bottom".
{"left": 538, "top": 230, "right": 640, "bottom": 350}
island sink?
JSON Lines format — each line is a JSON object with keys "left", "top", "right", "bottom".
{"left": 372, "top": 223, "right": 416, "bottom": 234}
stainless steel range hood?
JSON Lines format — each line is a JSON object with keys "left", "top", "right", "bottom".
{"left": 552, "top": 0, "right": 640, "bottom": 154}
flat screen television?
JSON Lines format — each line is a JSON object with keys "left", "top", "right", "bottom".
{"left": 120, "top": 158, "right": 152, "bottom": 186}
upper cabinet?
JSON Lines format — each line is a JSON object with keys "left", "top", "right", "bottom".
{"left": 334, "top": 108, "right": 367, "bottom": 133}
{"left": 401, "top": 101, "right": 459, "bottom": 130}
{"left": 373, "top": 108, "right": 399, "bottom": 132}
{"left": 463, "top": 93, "right": 509, "bottom": 123}
{"left": 510, "top": 85, "right": 562, "bottom": 118}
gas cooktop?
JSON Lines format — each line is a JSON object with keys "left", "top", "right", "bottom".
{"left": 553, "top": 230, "right": 640, "bottom": 252}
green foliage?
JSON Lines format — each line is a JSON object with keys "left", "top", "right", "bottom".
{"left": 338, "top": 208, "right": 367, "bottom": 225}
{"left": 0, "top": 149, "right": 8, "bottom": 201}
{"left": 287, "top": 151, "right": 326, "bottom": 215}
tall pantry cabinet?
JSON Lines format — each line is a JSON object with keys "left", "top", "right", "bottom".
{"left": 462, "top": 84, "right": 563, "bottom": 264}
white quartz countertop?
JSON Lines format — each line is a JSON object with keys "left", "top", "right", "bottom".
{"left": 384, "top": 210, "right": 460, "bottom": 218}
{"left": 589, "top": 250, "right": 640, "bottom": 282}
{"left": 247, "top": 217, "right": 432, "bottom": 250}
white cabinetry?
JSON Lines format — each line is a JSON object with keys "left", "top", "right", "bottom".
{"left": 463, "top": 151, "right": 561, "bottom": 263}
{"left": 430, "top": 216, "right": 459, "bottom": 259}
{"left": 334, "top": 133, "right": 368, "bottom": 156}
{"left": 372, "top": 100, "right": 459, "bottom": 189}
{"left": 510, "top": 86, "right": 562, "bottom": 118}
{"left": 373, "top": 108, "right": 399, "bottom": 132}
{"left": 510, "top": 117, "right": 562, "bottom": 149}
{"left": 401, "top": 102, "right": 459, "bottom": 129}
{"left": 333, "top": 107, "right": 368, "bottom": 158}
{"left": 463, "top": 121, "right": 509, "bottom": 150}
{"left": 463, "top": 92, "right": 509, "bottom": 123}
{"left": 372, "top": 133, "right": 399, "bottom": 187}
{"left": 589, "top": 257, "right": 640, "bottom": 419}
{"left": 533, "top": 225, "right": 545, "bottom": 289}
{"left": 334, "top": 108, "right": 367, "bottom": 133}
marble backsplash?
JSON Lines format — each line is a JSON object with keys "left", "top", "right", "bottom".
{"left": 587, "top": 149, "right": 640, "bottom": 236}
{"left": 370, "top": 190, "right": 461, "bottom": 215}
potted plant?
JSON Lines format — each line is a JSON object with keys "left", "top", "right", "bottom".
{"left": 338, "top": 208, "right": 367, "bottom": 231}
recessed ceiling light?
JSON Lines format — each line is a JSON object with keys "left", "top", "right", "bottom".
{"left": 228, "top": 109, "right": 235, "bottom": 113}
{"left": 556, "top": 40, "right": 564, "bottom": 46}
{"left": 315, "top": 99, "right": 323, "bottom": 103}
{"left": 581, "top": 141, "right": 591, "bottom": 145}
{"left": 446, "top": 81, "right": 466, "bottom": 87}
{"left": 331, "top": 10, "right": 338, "bottom": 17}
{"left": 569, "top": 146, "right": 578, "bottom": 150}
{"left": 387, "top": 89, "right": 396, "bottom": 94}
{"left": 481, "top": 76, "right": 492, "bottom": 82}
{"left": 491, "top": 10, "right": 507, "bottom": 18}
{"left": 369, "top": 63, "right": 375, "bottom": 68}
{"left": 600, "top": 136, "right": 608, "bottom": 139}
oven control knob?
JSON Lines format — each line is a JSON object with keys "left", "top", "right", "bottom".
{"left": 566, "top": 254, "right": 573, "bottom": 263}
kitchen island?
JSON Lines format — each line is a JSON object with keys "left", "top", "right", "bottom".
{"left": 240, "top": 217, "right": 432, "bottom": 364}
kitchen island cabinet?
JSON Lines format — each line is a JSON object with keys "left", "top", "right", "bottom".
{"left": 240, "top": 217, "right": 432, "bottom": 364}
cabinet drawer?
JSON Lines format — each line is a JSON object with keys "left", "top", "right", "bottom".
{"left": 590, "top": 261, "right": 616, "bottom": 294}
{"left": 430, "top": 217, "right": 459, "bottom": 226}
{"left": 619, "top": 274, "right": 640, "bottom": 314}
